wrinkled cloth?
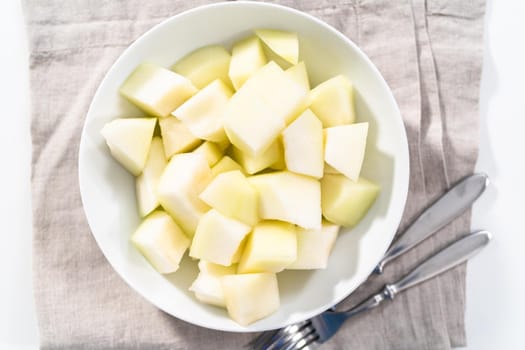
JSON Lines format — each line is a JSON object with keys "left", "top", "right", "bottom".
{"left": 24, "top": 0, "right": 485, "bottom": 349}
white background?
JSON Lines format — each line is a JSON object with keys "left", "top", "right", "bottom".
{"left": 1, "top": 0, "right": 524, "bottom": 349}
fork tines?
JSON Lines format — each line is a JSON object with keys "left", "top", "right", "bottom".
{"left": 247, "top": 320, "right": 319, "bottom": 350}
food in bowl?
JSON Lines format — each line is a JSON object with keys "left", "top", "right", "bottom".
{"left": 100, "top": 29, "right": 380, "bottom": 326}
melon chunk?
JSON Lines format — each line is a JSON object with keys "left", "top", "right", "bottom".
{"left": 173, "top": 79, "right": 233, "bottom": 142}
{"left": 282, "top": 109, "right": 323, "bottom": 178}
{"left": 285, "top": 62, "right": 310, "bottom": 90}
{"left": 131, "top": 211, "right": 190, "bottom": 274}
{"left": 190, "top": 209, "right": 251, "bottom": 266}
{"left": 231, "top": 141, "right": 281, "bottom": 175}
{"left": 287, "top": 222, "right": 339, "bottom": 270}
{"left": 100, "top": 117, "right": 156, "bottom": 176}
{"left": 172, "top": 45, "right": 233, "bottom": 89}
{"left": 158, "top": 117, "right": 201, "bottom": 159}
{"left": 193, "top": 141, "right": 224, "bottom": 167}
{"left": 255, "top": 29, "right": 299, "bottom": 66}
{"left": 224, "top": 62, "right": 308, "bottom": 156}
{"left": 189, "top": 261, "right": 236, "bottom": 307}
{"left": 238, "top": 221, "right": 296, "bottom": 273}
{"left": 249, "top": 171, "right": 321, "bottom": 229}
{"left": 211, "top": 156, "right": 244, "bottom": 177}
{"left": 308, "top": 75, "right": 355, "bottom": 127}
{"left": 324, "top": 122, "right": 369, "bottom": 181}
{"left": 120, "top": 63, "right": 197, "bottom": 117}
{"left": 157, "top": 153, "right": 212, "bottom": 236}
{"left": 221, "top": 273, "right": 280, "bottom": 326}
{"left": 200, "top": 170, "right": 259, "bottom": 226}
{"left": 321, "top": 175, "right": 380, "bottom": 227}
{"left": 136, "top": 137, "right": 167, "bottom": 217}
{"left": 229, "top": 36, "right": 267, "bottom": 90}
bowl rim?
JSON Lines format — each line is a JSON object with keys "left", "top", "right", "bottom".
{"left": 79, "top": 0, "right": 409, "bottom": 332}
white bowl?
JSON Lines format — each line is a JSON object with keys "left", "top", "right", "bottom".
{"left": 78, "top": 1, "right": 409, "bottom": 332}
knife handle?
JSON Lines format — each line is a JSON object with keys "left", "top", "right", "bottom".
{"left": 375, "top": 173, "right": 489, "bottom": 274}
{"left": 388, "top": 230, "right": 491, "bottom": 295}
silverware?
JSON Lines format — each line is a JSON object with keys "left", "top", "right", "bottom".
{"left": 375, "top": 173, "right": 489, "bottom": 273}
{"left": 249, "top": 230, "right": 491, "bottom": 350}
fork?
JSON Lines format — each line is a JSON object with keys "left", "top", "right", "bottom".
{"left": 248, "top": 230, "right": 491, "bottom": 350}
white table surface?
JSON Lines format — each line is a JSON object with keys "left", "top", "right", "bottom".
{"left": 1, "top": 0, "right": 524, "bottom": 349}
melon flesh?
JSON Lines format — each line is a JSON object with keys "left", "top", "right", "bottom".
{"left": 321, "top": 175, "right": 380, "bottom": 227}
{"left": 308, "top": 75, "right": 355, "bottom": 127}
{"left": 120, "top": 63, "right": 197, "bottom": 117}
{"left": 211, "top": 156, "right": 244, "bottom": 177}
{"left": 193, "top": 141, "right": 224, "bottom": 167}
{"left": 249, "top": 171, "right": 321, "bottom": 229}
{"left": 189, "top": 261, "right": 236, "bottom": 307}
{"left": 324, "top": 122, "right": 369, "bottom": 182}
{"left": 200, "top": 170, "right": 259, "bottom": 226}
{"left": 231, "top": 141, "right": 281, "bottom": 175}
{"left": 131, "top": 211, "right": 190, "bottom": 274}
{"left": 172, "top": 45, "right": 233, "bottom": 89}
{"left": 100, "top": 117, "right": 156, "bottom": 176}
{"left": 238, "top": 221, "right": 296, "bottom": 273}
{"left": 173, "top": 79, "right": 233, "bottom": 142}
{"left": 287, "top": 222, "right": 339, "bottom": 270}
{"left": 285, "top": 62, "right": 310, "bottom": 90}
{"left": 282, "top": 109, "right": 324, "bottom": 178}
{"left": 190, "top": 209, "right": 251, "bottom": 266}
{"left": 158, "top": 117, "right": 201, "bottom": 159}
{"left": 229, "top": 36, "right": 267, "bottom": 90}
{"left": 221, "top": 273, "right": 280, "bottom": 326}
{"left": 135, "top": 137, "right": 167, "bottom": 217}
{"left": 157, "top": 153, "right": 212, "bottom": 236}
{"left": 255, "top": 29, "right": 299, "bottom": 68}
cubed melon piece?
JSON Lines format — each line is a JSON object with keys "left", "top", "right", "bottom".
{"left": 171, "top": 45, "right": 233, "bottom": 89}
{"left": 238, "top": 221, "right": 296, "bottom": 273}
{"left": 200, "top": 170, "right": 258, "bottom": 226}
{"left": 231, "top": 141, "right": 281, "bottom": 175}
{"left": 131, "top": 211, "right": 190, "bottom": 274}
{"left": 285, "top": 62, "right": 310, "bottom": 90}
{"left": 249, "top": 171, "right": 321, "bottom": 229}
{"left": 287, "top": 222, "right": 339, "bottom": 270}
{"left": 120, "top": 63, "right": 197, "bottom": 117}
{"left": 224, "top": 62, "right": 308, "bottom": 156}
{"left": 189, "top": 261, "right": 236, "bottom": 307}
{"left": 100, "top": 117, "right": 156, "bottom": 176}
{"left": 229, "top": 36, "right": 267, "bottom": 90}
{"left": 221, "top": 273, "right": 280, "bottom": 326}
{"left": 190, "top": 209, "right": 251, "bottom": 266}
{"left": 158, "top": 117, "right": 201, "bottom": 159}
{"left": 308, "top": 75, "right": 355, "bottom": 127}
{"left": 282, "top": 109, "right": 323, "bottom": 178}
{"left": 173, "top": 79, "right": 233, "bottom": 142}
{"left": 157, "top": 153, "right": 212, "bottom": 236}
{"left": 255, "top": 29, "right": 299, "bottom": 67}
{"left": 193, "top": 141, "right": 224, "bottom": 167}
{"left": 321, "top": 175, "right": 380, "bottom": 227}
{"left": 324, "top": 122, "right": 369, "bottom": 181}
{"left": 136, "top": 137, "right": 167, "bottom": 217}
{"left": 211, "top": 156, "right": 244, "bottom": 177}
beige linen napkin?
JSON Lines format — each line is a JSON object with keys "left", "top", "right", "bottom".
{"left": 24, "top": 0, "right": 485, "bottom": 349}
